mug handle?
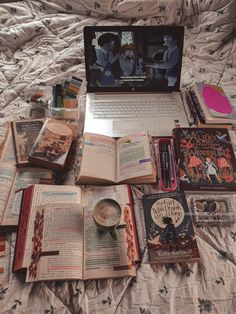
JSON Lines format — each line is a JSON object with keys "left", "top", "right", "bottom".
{"left": 109, "top": 227, "right": 118, "bottom": 240}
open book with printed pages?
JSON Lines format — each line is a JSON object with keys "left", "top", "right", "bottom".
{"left": 0, "top": 162, "right": 54, "bottom": 228}
{"left": 191, "top": 83, "right": 236, "bottom": 125}
{"left": 13, "top": 184, "right": 140, "bottom": 282}
{"left": 76, "top": 131, "right": 157, "bottom": 184}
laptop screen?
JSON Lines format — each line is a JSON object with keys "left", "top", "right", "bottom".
{"left": 84, "top": 25, "right": 184, "bottom": 93}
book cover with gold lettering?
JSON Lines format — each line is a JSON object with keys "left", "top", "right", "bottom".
{"left": 142, "top": 191, "right": 200, "bottom": 264}
{"left": 173, "top": 127, "right": 236, "bottom": 191}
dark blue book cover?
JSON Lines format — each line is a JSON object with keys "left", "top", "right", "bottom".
{"left": 142, "top": 191, "right": 200, "bottom": 264}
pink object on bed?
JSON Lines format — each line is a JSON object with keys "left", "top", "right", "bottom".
{"left": 202, "top": 85, "right": 232, "bottom": 114}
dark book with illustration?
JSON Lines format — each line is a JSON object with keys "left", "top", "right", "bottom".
{"left": 173, "top": 127, "right": 236, "bottom": 191}
{"left": 186, "top": 193, "right": 236, "bottom": 227}
{"left": 11, "top": 119, "right": 44, "bottom": 167}
{"left": 142, "top": 191, "right": 200, "bottom": 264}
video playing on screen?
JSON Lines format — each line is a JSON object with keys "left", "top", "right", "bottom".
{"left": 86, "top": 28, "right": 183, "bottom": 89}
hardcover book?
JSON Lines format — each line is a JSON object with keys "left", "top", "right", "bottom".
{"left": 76, "top": 132, "right": 157, "bottom": 184}
{"left": 13, "top": 184, "right": 140, "bottom": 282}
{"left": 142, "top": 191, "right": 200, "bottom": 264}
{"left": 173, "top": 127, "right": 236, "bottom": 191}
{"left": 11, "top": 119, "right": 44, "bottom": 167}
{"left": 186, "top": 192, "right": 236, "bottom": 227}
{"left": 29, "top": 118, "right": 74, "bottom": 171}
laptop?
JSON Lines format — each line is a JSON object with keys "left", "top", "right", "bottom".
{"left": 83, "top": 25, "right": 189, "bottom": 137}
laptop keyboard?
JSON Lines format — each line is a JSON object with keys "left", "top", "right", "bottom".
{"left": 92, "top": 95, "right": 177, "bottom": 119}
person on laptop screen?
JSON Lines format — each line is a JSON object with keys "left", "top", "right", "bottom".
{"left": 93, "top": 33, "right": 120, "bottom": 86}
{"left": 152, "top": 34, "right": 180, "bottom": 87}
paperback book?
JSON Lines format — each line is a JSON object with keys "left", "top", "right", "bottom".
{"left": 0, "top": 162, "right": 54, "bottom": 228}
{"left": 11, "top": 118, "right": 44, "bottom": 167}
{"left": 142, "top": 191, "right": 200, "bottom": 264}
{"left": 76, "top": 132, "right": 157, "bottom": 184}
{"left": 29, "top": 118, "right": 74, "bottom": 171}
{"left": 173, "top": 127, "right": 236, "bottom": 191}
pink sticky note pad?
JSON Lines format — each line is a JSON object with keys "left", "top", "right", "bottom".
{"left": 202, "top": 85, "right": 232, "bottom": 114}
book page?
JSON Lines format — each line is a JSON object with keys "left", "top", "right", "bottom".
{"left": 0, "top": 162, "right": 16, "bottom": 224}
{"left": 116, "top": 132, "right": 154, "bottom": 182}
{"left": 83, "top": 206, "right": 136, "bottom": 280}
{"left": 0, "top": 129, "right": 16, "bottom": 164}
{"left": 26, "top": 203, "right": 83, "bottom": 282}
{"left": 23, "top": 184, "right": 82, "bottom": 268}
{"left": 81, "top": 185, "right": 137, "bottom": 279}
{"left": 1, "top": 168, "right": 53, "bottom": 227}
{"left": 82, "top": 184, "right": 140, "bottom": 263}
{"left": 77, "top": 133, "right": 116, "bottom": 183}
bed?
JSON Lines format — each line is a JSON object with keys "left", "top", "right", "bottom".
{"left": 0, "top": 0, "right": 236, "bottom": 313}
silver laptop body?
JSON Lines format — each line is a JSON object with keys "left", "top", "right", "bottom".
{"left": 83, "top": 25, "right": 189, "bottom": 137}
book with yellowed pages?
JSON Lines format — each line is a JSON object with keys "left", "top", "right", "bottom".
{"left": 11, "top": 118, "right": 44, "bottom": 167}
{"left": 76, "top": 131, "right": 157, "bottom": 184}
{"left": 29, "top": 118, "right": 75, "bottom": 171}
{"left": 13, "top": 184, "right": 140, "bottom": 282}
{"left": 0, "top": 162, "right": 54, "bottom": 228}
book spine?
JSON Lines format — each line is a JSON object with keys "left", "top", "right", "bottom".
{"left": 189, "top": 89, "right": 206, "bottom": 123}
{"left": 127, "top": 185, "right": 141, "bottom": 262}
{"left": 12, "top": 186, "right": 34, "bottom": 272}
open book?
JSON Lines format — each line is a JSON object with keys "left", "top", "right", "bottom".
{"left": 0, "top": 162, "right": 54, "bottom": 228}
{"left": 76, "top": 132, "right": 157, "bottom": 184}
{"left": 13, "top": 184, "right": 140, "bottom": 281}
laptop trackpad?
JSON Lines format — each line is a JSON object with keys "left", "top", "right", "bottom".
{"left": 113, "top": 120, "right": 143, "bottom": 133}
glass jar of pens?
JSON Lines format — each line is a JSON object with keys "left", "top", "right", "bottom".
{"left": 48, "top": 76, "right": 82, "bottom": 121}
{"left": 154, "top": 137, "right": 177, "bottom": 191}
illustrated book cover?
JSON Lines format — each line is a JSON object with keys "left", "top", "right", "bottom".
{"left": 76, "top": 131, "right": 157, "bottom": 184}
{"left": 191, "top": 83, "right": 236, "bottom": 124}
{"left": 11, "top": 119, "right": 44, "bottom": 167}
{"left": 13, "top": 184, "right": 140, "bottom": 282}
{"left": 173, "top": 127, "right": 236, "bottom": 191}
{"left": 186, "top": 192, "right": 236, "bottom": 227}
{"left": 142, "top": 191, "right": 200, "bottom": 264}
{"left": 29, "top": 118, "right": 74, "bottom": 171}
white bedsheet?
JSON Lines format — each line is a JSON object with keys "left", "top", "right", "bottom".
{"left": 0, "top": 1, "right": 236, "bottom": 313}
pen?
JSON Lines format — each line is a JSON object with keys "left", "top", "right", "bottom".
{"left": 161, "top": 143, "right": 169, "bottom": 188}
{"left": 167, "top": 144, "right": 174, "bottom": 182}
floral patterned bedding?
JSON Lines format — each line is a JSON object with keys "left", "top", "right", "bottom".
{"left": 0, "top": 0, "right": 236, "bottom": 313}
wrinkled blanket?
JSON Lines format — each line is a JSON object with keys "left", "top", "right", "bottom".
{"left": 0, "top": 1, "right": 236, "bottom": 313}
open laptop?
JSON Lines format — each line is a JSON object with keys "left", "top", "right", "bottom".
{"left": 83, "top": 25, "right": 189, "bottom": 137}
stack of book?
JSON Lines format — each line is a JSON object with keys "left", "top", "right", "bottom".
{"left": 183, "top": 82, "right": 236, "bottom": 127}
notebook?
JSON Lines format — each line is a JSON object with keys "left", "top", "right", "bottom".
{"left": 83, "top": 25, "right": 189, "bottom": 137}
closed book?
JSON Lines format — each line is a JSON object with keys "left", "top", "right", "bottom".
{"left": 142, "top": 191, "right": 200, "bottom": 264}
{"left": 11, "top": 119, "right": 44, "bottom": 167}
{"left": 29, "top": 118, "right": 74, "bottom": 171}
{"left": 173, "top": 127, "right": 236, "bottom": 191}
